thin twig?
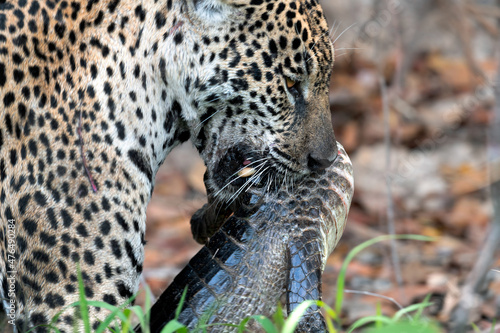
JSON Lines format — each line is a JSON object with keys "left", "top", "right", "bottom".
{"left": 380, "top": 76, "right": 406, "bottom": 303}
{"left": 450, "top": 8, "right": 500, "bottom": 330}
{"left": 343, "top": 289, "right": 405, "bottom": 313}
{"left": 465, "top": 3, "right": 500, "bottom": 19}
{"left": 467, "top": 7, "right": 500, "bottom": 39}
{"left": 387, "top": 0, "right": 404, "bottom": 94}
{"left": 442, "top": 0, "right": 487, "bottom": 82}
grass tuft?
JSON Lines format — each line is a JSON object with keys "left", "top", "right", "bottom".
{"left": 37, "top": 235, "right": 451, "bottom": 332}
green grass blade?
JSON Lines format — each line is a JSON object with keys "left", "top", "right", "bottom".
{"left": 414, "top": 294, "right": 431, "bottom": 322}
{"left": 347, "top": 315, "right": 393, "bottom": 332}
{"left": 471, "top": 323, "right": 482, "bottom": 333}
{"left": 194, "top": 302, "right": 218, "bottom": 331}
{"left": 142, "top": 286, "right": 152, "bottom": 333}
{"left": 175, "top": 287, "right": 188, "bottom": 320}
{"left": 91, "top": 296, "right": 140, "bottom": 333}
{"left": 325, "top": 317, "right": 337, "bottom": 333}
{"left": 375, "top": 303, "right": 382, "bottom": 328}
{"left": 335, "top": 235, "right": 434, "bottom": 318}
{"left": 282, "top": 300, "right": 317, "bottom": 333}
{"left": 76, "top": 265, "right": 91, "bottom": 333}
{"left": 94, "top": 306, "right": 127, "bottom": 333}
{"left": 237, "top": 317, "right": 252, "bottom": 333}
{"left": 250, "top": 315, "right": 278, "bottom": 333}
{"left": 122, "top": 309, "right": 132, "bottom": 332}
{"left": 160, "top": 320, "right": 188, "bottom": 333}
{"left": 316, "top": 300, "right": 337, "bottom": 321}
{"left": 85, "top": 301, "right": 131, "bottom": 317}
{"left": 272, "top": 303, "right": 285, "bottom": 330}
{"left": 392, "top": 302, "right": 433, "bottom": 322}
{"left": 316, "top": 301, "right": 337, "bottom": 333}
{"left": 124, "top": 305, "right": 148, "bottom": 332}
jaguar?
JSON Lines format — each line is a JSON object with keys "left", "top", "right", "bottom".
{"left": 0, "top": 0, "right": 337, "bottom": 331}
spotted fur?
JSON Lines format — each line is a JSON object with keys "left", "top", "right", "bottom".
{"left": 0, "top": 0, "right": 336, "bottom": 331}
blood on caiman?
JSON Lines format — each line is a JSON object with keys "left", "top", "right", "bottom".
{"left": 141, "top": 143, "right": 354, "bottom": 333}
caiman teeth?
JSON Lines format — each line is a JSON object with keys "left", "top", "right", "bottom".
{"left": 238, "top": 167, "right": 256, "bottom": 178}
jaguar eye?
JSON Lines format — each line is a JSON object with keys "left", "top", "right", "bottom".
{"left": 286, "top": 77, "right": 296, "bottom": 89}
{"left": 285, "top": 76, "right": 301, "bottom": 98}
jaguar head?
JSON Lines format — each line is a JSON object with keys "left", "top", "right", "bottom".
{"left": 178, "top": 0, "right": 337, "bottom": 202}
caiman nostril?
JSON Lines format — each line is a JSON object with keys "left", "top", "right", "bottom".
{"left": 307, "top": 154, "right": 335, "bottom": 171}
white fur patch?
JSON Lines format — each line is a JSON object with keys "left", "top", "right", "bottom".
{"left": 193, "top": 0, "right": 235, "bottom": 24}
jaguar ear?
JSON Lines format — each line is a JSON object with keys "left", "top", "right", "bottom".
{"left": 187, "top": 0, "right": 245, "bottom": 24}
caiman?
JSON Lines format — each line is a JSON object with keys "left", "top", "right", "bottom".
{"left": 142, "top": 143, "right": 354, "bottom": 332}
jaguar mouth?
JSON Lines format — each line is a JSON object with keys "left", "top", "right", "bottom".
{"left": 211, "top": 144, "right": 269, "bottom": 195}
{"left": 208, "top": 143, "right": 306, "bottom": 204}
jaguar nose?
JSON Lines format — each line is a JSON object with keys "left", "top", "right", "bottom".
{"left": 306, "top": 149, "right": 338, "bottom": 172}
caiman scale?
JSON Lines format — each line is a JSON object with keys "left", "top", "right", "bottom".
{"left": 143, "top": 143, "right": 354, "bottom": 332}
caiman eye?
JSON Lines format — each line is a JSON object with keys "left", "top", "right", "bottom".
{"left": 285, "top": 76, "right": 301, "bottom": 98}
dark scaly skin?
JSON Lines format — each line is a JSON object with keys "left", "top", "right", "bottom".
{"left": 143, "top": 144, "right": 353, "bottom": 333}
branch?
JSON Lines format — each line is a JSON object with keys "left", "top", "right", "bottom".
{"left": 449, "top": 7, "right": 500, "bottom": 330}
{"left": 380, "top": 76, "right": 406, "bottom": 303}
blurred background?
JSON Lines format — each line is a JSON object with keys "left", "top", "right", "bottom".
{"left": 141, "top": 0, "right": 500, "bottom": 331}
